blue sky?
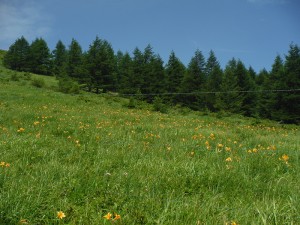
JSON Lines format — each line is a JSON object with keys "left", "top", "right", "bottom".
{"left": 0, "top": 0, "right": 299, "bottom": 72}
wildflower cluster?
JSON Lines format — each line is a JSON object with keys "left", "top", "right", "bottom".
{"left": 17, "top": 127, "right": 25, "bottom": 133}
{"left": 103, "top": 212, "right": 121, "bottom": 221}
{"left": 279, "top": 154, "right": 289, "bottom": 164}
{"left": 0, "top": 161, "right": 10, "bottom": 167}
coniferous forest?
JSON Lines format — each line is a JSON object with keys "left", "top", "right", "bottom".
{"left": 3, "top": 36, "right": 300, "bottom": 123}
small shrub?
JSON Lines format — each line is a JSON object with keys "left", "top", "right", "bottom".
{"left": 10, "top": 73, "right": 20, "bottom": 81}
{"left": 58, "top": 77, "right": 80, "bottom": 94}
{"left": 126, "top": 97, "right": 137, "bottom": 109}
{"left": 31, "top": 77, "right": 45, "bottom": 88}
{"left": 153, "top": 96, "right": 168, "bottom": 113}
{"left": 23, "top": 72, "right": 32, "bottom": 80}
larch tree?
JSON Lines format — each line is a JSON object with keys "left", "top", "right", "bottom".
{"left": 3, "top": 36, "right": 30, "bottom": 72}
{"left": 52, "top": 40, "right": 68, "bottom": 77}
{"left": 27, "top": 38, "right": 51, "bottom": 75}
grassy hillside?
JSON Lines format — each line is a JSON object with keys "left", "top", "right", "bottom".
{"left": 0, "top": 57, "right": 299, "bottom": 224}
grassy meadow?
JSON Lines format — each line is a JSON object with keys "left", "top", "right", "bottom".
{"left": 0, "top": 55, "right": 300, "bottom": 224}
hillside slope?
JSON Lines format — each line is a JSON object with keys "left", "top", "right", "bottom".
{"left": 0, "top": 57, "right": 300, "bottom": 224}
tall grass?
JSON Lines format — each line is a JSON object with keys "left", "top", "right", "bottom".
{"left": 0, "top": 69, "right": 299, "bottom": 224}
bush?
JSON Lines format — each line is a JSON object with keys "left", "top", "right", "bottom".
{"left": 153, "top": 96, "right": 168, "bottom": 113}
{"left": 23, "top": 72, "right": 32, "bottom": 81}
{"left": 31, "top": 77, "right": 45, "bottom": 88}
{"left": 126, "top": 97, "right": 137, "bottom": 109}
{"left": 58, "top": 77, "right": 80, "bottom": 94}
{"left": 10, "top": 73, "right": 20, "bottom": 81}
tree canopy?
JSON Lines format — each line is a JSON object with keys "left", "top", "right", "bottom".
{"left": 3, "top": 36, "right": 300, "bottom": 123}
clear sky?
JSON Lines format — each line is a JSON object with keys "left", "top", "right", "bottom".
{"left": 0, "top": 0, "right": 299, "bottom": 72}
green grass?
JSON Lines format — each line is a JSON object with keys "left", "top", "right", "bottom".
{"left": 0, "top": 57, "right": 299, "bottom": 224}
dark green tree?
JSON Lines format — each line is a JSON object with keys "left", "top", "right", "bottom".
{"left": 146, "top": 54, "right": 166, "bottom": 101}
{"left": 271, "top": 44, "right": 300, "bottom": 123}
{"left": 131, "top": 47, "right": 144, "bottom": 94}
{"left": 206, "top": 50, "right": 223, "bottom": 111}
{"left": 52, "top": 40, "right": 68, "bottom": 77}
{"left": 86, "top": 36, "right": 116, "bottom": 93}
{"left": 3, "top": 36, "right": 30, "bottom": 71}
{"left": 257, "top": 68, "right": 273, "bottom": 118}
{"left": 27, "top": 38, "right": 51, "bottom": 75}
{"left": 165, "top": 51, "right": 186, "bottom": 104}
{"left": 235, "top": 60, "right": 257, "bottom": 116}
{"left": 67, "top": 38, "right": 83, "bottom": 79}
{"left": 180, "top": 49, "right": 206, "bottom": 110}
{"left": 115, "top": 51, "right": 134, "bottom": 94}
{"left": 140, "top": 45, "right": 166, "bottom": 101}
{"left": 215, "top": 58, "right": 242, "bottom": 113}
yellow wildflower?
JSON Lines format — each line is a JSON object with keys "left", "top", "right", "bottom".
{"left": 225, "top": 157, "right": 232, "bottom": 162}
{"left": 225, "top": 147, "right": 231, "bottom": 152}
{"left": 281, "top": 154, "right": 289, "bottom": 162}
{"left": 57, "top": 211, "right": 66, "bottom": 219}
{"left": 103, "top": 212, "right": 112, "bottom": 220}
{"left": 17, "top": 128, "right": 25, "bottom": 132}
{"left": 19, "top": 219, "right": 29, "bottom": 224}
{"left": 0, "top": 162, "right": 5, "bottom": 167}
{"left": 114, "top": 213, "right": 121, "bottom": 220}
{"left": 217, "top": 143, "right": 223, "bottom": 148}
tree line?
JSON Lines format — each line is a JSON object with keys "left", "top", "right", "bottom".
{"left": 3, "top": 36, "right": 300, "bottom": 123}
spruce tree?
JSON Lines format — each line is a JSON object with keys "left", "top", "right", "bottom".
{"left": 131, "top": 47, "right": 144, "bottom": 94}
{"left": 215, "top": 58, "right": 242, "bottom": 113}
{"left": 271, "top": 44, "right": 300, "bottom": 123}
{"left": 257, "top": 68, "right": 272, "bottom": 118}
{"left": 206, "top": 50, "right": 223, "bottom": 111}
{"left": 67, "top": 38, "right": 83, "bottom": 79}
{"left": 140, "top": 45, "right": 166, "bottom": 101}
{"left": 86, "top": 37, "right": 115, "bottom": 93}
{"left": 235, "top": 60, "right": 257, "bottom": 116}
{"left": 180, "top": 49, "right": 206, "bottom": 110}
{"left": 52, "top": 40, "right": 67, "bottom": 77}
{"left": 282, "top": 44, "right": 300, "bottom": 123}
{"left": 165, "top": 51, "right": 186, "bottom": 104}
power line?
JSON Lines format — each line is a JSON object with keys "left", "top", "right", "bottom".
{"left": 118, "top": 89, "right": 300, "bottom": 97}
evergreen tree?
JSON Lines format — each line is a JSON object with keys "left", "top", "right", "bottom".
{"left": 67, "top": 38, "right": 83, "bottom": 79}
{"left": 282, "top": 44, "right": 300, "bottom": 123}
{"left": 257, "top": 68, "right": 273, "bottom": 118}
{"left": 140, "top": 45, "right": 166, "bottom": 101}
{"left": 27, "top": 38, "right": 51, "bottom": 75}
{"left": 131, "top": 47, "right": 144, "bottom": 94}
{"left": 235, "top": 60, "right": 257, "bottom": 116}
{"left": 86, "top": 37, "right": 116, "bottom": 93}
{"left": 271, "top": 44, "right": 300, "bottom": 123}
{"left": 115, "top": 51, "right": 133, "bottom": 94}
{"left": 146, "top": 54, "right": 166, "bottom": 101}
{"left": 215, "top": 58, "right": 242, "bottom": 113}
{"left": 52, "top": 40, "right": 68, "bottom": 77}
{"left": 180, "top": 49, "right": 206, "bottom": 110}
{"left": 140, "top": 44, "right": 155, "bottom": 95}
{"left": 206, "top": 50, "right": 223, "bottom": 111}
{"left": 3, "top": 36, "right": 30, "bottom": 71}
{"left": 165, "top": 51, "right": 186, "bottom": 104}
{"left": 248, "top": 66, "right": 256, "bottom": 80}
